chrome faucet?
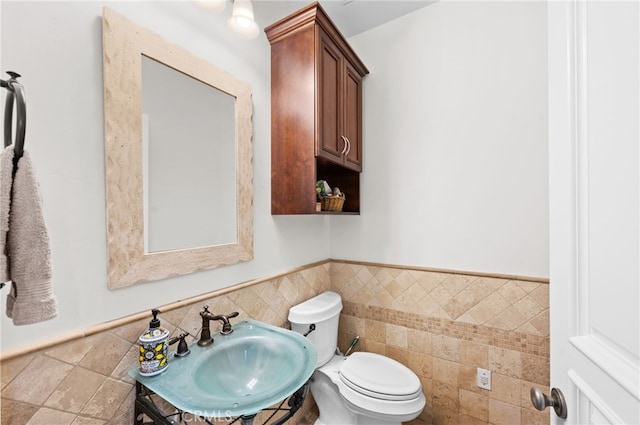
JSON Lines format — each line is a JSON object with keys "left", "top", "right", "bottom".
{"left": 198, "top": 306, "right": 239, "bottom": 346}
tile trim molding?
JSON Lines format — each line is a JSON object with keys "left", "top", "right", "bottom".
{"left": 1, "top": 259, "right": 547, "bottom": 361}
{"left": 331, "top": 259, "right": 550, "bottom": 284}
{"left": 1, "top": 260, "right": 330, "bottom": 361}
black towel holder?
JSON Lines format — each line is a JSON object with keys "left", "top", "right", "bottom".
{"left": 0, "top": 71, "right": 26, "bottom": 290}
{"left": 1, "top": 71, "right": 26, "bottom": 162}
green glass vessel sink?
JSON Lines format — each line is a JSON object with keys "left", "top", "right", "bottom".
{"left": 129, "top": 319, "right": 317, "bottom": 417}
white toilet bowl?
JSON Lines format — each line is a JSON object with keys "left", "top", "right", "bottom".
{"left": 311, "top": 352, "right": 426, "bottom": 425}
{"left": 288, "top": 292, "right": 426, "bottom": 425}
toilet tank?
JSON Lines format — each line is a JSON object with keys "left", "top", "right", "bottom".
{"left": 288, "top": 291, "right": 342, "bottom": 367}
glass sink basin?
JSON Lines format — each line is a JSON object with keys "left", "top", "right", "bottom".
{"left": 129, "top": 319, "right": 317, "bottom": 417}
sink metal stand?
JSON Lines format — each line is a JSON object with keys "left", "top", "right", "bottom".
{"left": 133, "top": 381, "right": 310, "bottom": 425}
{"left": 240, "top": 415, "right": 256, "bottom": 425}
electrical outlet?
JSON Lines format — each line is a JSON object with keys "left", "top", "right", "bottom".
{"left": 476, "top": 368, "right": 492, "bottom": 390}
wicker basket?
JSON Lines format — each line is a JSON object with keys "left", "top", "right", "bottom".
{"left": 321, "top": 194, "right": 345, "bottom": 212}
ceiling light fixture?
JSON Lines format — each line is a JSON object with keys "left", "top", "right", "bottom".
{"left": 194, "top": 0, "right": 259, "bottom": 39}
{"left": 227, "top": 0, "right": 259, "bottom": 39}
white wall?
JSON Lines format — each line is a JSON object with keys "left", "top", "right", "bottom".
{"left": 332, "top": 0, "right": 549, "bottom": 278}
{"left": 0, "top": 1, "right": 329, "bottom": 352}
{"left": 0, "top": 0, "right": 549, "bottom": 353}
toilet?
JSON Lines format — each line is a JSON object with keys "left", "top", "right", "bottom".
{"left": 289, "top": 291, "right": 426, "bottom": 425}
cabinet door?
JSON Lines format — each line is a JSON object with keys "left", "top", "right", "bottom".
{"left": 317, "top": 30, "right": 347, "bottom": 165}
{"left": 343, "top": 60, "right": 363, "bottom": 171}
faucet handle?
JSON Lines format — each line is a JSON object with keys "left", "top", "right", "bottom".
{"left": 169, "top": 332, "right": 191, "bottom": 357}
{"left": 218, "top": 311, "right": 239, "bottom": 335}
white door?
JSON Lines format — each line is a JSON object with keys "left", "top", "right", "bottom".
{"left": 545, "top": 1, "right": 640, "bottom": 424}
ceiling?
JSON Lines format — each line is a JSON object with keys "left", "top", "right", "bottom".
{"left": 252, "top": 0, "right": 436, "bottom": 38}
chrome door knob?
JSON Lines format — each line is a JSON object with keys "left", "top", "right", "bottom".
{"left": 530, "top": 387, "right": 568, "bottom": 419}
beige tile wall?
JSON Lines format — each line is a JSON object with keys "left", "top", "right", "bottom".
{"left": 331, "top": 262, "right": 550, "bottom": 425}
{"left": 1, "top": 261, "right": 550, "bottom": 425}
{"left": 1, "top": 264, "right": 330, "bottom": 425}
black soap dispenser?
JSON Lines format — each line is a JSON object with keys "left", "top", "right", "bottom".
{"left": 138, "top": 309, "right": 170, "bottom": 376}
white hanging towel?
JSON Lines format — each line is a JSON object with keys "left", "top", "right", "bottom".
{"left": 4, "top": 148, "right": 57, "bottom": 325}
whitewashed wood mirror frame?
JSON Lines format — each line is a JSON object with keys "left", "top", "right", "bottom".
{"left": 102, "top": 7, "right": 253, "bottom": 289}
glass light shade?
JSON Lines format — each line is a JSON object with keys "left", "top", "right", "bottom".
{"left": 227, "top": 0, "right": 259, "bottom": 39}
{"left": 193, "top": 0, "right": 227, "bottom": 12}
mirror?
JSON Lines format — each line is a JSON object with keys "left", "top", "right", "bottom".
{"left": 102, "top": 7, "right": 253, "bottom": 289}
{"left": 141, "top": 56, "right": 237, "bottom": 252}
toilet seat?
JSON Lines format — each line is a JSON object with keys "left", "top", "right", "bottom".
{"left": 314, "top": 353, "right": 427, "bottom": 424}
{"left": 339, "top": 352, "right": 422, "bottom": 401}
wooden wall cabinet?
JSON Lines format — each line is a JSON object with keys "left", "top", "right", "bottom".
{"left": 265, "top": 2, "right": 369, "bottom": 215}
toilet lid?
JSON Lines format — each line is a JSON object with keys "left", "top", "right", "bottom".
{"left": 339, "top": 352, "right": 422, "bottom": 401}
